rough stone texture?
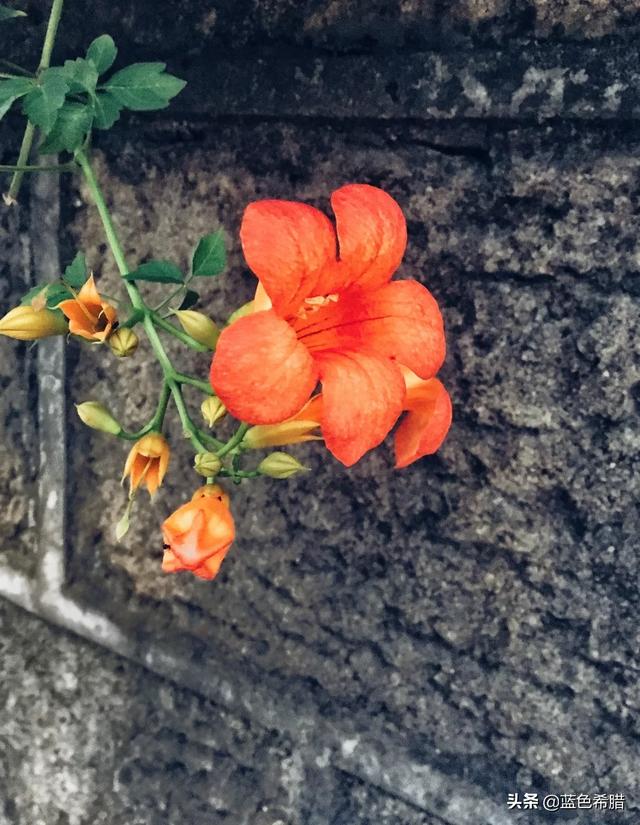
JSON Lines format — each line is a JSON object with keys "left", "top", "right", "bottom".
{"left": 2, "top": 1, "right": 640, "bottom": 824}
{"left": 0, "top": 141, "right": 39, "bottom": 577}
{"left": 6, "top": 0, "right": 640, "bottom": 59}
{"left": 0, "top": 598, "right": 449, "bottom": 825}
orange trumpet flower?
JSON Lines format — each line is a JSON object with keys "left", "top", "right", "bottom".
{"left": 161, "top": 485, "right": 235, "bottom": 580}
{"left": 57, "top": 274, "right": 117, "bottom": 342}
{"left": 210, "top": 184, "right": 447, "bottom": 466}
{"left": 394, "top": 368, "right": 452, "bottom": 469}
{"left": 122, "top": 432, "right": 170, "bottom": 497}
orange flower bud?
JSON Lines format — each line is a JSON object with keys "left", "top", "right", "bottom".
{"left": 57, "top": 274, "right": 117, "bottom": 342}
{"left": 122, "top": 432, "right": 170, "bottom": 497}
{"left": 0, "top": 305, "right": 68, "bottom": 340}
{"left": 161, "top": 485, "right": 235, "bottom": 580}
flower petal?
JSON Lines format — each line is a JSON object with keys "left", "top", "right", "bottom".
{"left": 210, "top": 310, "right": 319, "bottom": 424}
{"left": 77, "top": 274, "right": 102, "bottom": 308}
{"left": 394, "top": 377, "right": 452, "bottom": 469}
{"left": 331, "top": 184, "right": 407, "bottom": 291}
{"left": 240, "top": 200, "right": 337, "bottom": 317}
{"left": 317, "top": 351, "right": 405, "bottom": 466}
{"left": 294, "top": 279, "right": 446, "bottom": 379}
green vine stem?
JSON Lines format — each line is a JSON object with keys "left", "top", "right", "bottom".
{"left": 0, "top": 162, "right": 77, "bottom": 173}
{"left": 6, "top": 0, "right": 65, "bottom": 202}
{"left": 76, "top": 147, "right": 237, "bottom": 459}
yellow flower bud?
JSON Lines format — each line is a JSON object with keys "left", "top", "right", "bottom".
{"left": 172, "top": 310, "right": 219, "bottom": 349}
{"left": 75, "top": 401, "right": 122, "bottom": 435}
{"left": 194, "top": 452, "right": 222, "bottom": 477}
{"left": 243, "top": 395, "right": 322, "bottom": 448}
{"left": 0, "top": 305, "right": 67, "bottom": 340}
{"left": 227, "top": 301, "right": 255, "bottom": 325}
{"left": 109, "top": 327, "right": 139, "bottom": 357}
{"left": 201, "top": 396, "right": 226, "bottom": 428}
{"left": 257, "top": 452, "right": 309, "bottom": 479}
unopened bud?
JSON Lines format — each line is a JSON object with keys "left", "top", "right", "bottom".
{"left": 227, "top": 301, "right": 255, "bottom": 325}
{"left": 76, "top": 401, "right": 122, "bottom": 435}
{"left": 0, "top": 305, "right": 67, "bottom": 340}
{"left": 257, "top": 452, "right": 308, "bottom": 479}
{"left": 109, "top": 327, "right": 139, "bottom": 357}
{"left": 194, "top": 451, "right": 222, "bottom": 477}
{"left": 201, "top": 396, "right": 226, "bottom": 428}
{"left": 173, "top": 310, "right": 219, "bottom": 349}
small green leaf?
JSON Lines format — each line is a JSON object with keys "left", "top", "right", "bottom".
{"left": 0, "top": 76, "right": 33, "bottom": 120}
{"left": 192, "top": 230, "right": 226, "bottom": 277}
{"left": 62, "top": 252, "right": 88, "bottom": 289}
{"left": 45, "top": 283, "right": 73, "bottom": 308}
{"left": 39, "top": 101, "right": 93, "bottom": 153}
{"left": 20, "top": 282, "right": 72, "bottom": 309}
{"left": 0, "top": 5, "right": 26, "bottom": 21}
{"left": 62, "top": 57, "right": 98, "bottom": 95}
{"left": 86, "top": 34, "right": 117, "bottom": 75}
{"left": 92, "top": 90, "right": 121, "bottom": 130}
{"left": 22, "top": 68, "right": 69, "bottom": 133}
{"left": 178, "top": 289, "right": 199, "bottom": 310}
{"left": 124, "top": 260, "right": 184, "bottom": 284}
{"left": 104, "top": 62, "right": 186, "bottom": 111}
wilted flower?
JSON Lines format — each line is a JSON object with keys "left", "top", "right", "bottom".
{"left": 162, "top": 485, "right": 234, "bottom": 580}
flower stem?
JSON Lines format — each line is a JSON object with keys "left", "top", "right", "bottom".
{"left": 6, "top": 0, "right": 65, "bottom": 203}
{"left": 216, "top": 423, "right": 249, "bottom": 458}
{"left": 77, "top": 146, "right": 242, "bottom": 460}
{"left": 0, "top": 162, "right": 77, "bottom": 174}
{"left": 174, "top": 373, "right": 214, "bottom": 395}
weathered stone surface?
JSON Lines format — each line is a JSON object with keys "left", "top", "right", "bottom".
{"left": 0, "top": 597, "right": 450, "bottom": 825}
{"left": 0, "top": 146, "right": 39, "bottom": 577}
{"left": 2, "top": 0, "right": 640, "bottom": 822}
{"left": 58, "top": 117, "right": 640, "bottom": 820}
{"left": 6, "top": 0, "right": 640, "bottom": 62}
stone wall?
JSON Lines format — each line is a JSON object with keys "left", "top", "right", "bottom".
{"left": 1, "top": 2, "right": 640, "bottom": 824}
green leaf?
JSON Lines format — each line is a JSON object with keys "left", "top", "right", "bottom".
{"left": 0, "top": 5, "right": 26, "bottom": 21}
{"left": 192, "top": 230, "right": 226, "bottom": 277}
{"left": 22, "top": 68, "right": 69, "bottom": 133}
{"left": 39, "top": 101, "right": 92, "bottom": 153}
{"left": 62, "top": 252, "right": 88, "bottom": 289}
{"left": 61, "top": 57, "right": 98, "bottom": 95}
{"left": 45, "top": 283, "right": 73, "bottom": 308}
{"left": 92, "top": 90, "right": 121, "bottom": 130}
{"left": 0, "top": 76, "right": 33, "bottom": 120}
{"left": 124, "top": 260, "right": 184, "bottom": 284}
{"left": 178, "top": 289, "right": 199, "bottom": 310}
{"left": 104, "top": 62, "right": 186, "bottom": 111}
{"left": 20, "top": 282, "right": 72, "bottom": 309}
{"left": 86, "top": 34, "right": 117, "bottom": 75}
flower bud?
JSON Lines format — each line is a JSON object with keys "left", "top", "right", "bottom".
{"left": 194, "top": 451, "right": 222, "bottom": 478}
{"left": 227, "top": 301, "right": 255, "bottom": 325}
{"left": 201, "top": 396, "right": 226, "bottom": 428}
{"left": 172, "top": 310, "right": 219, "bottom": 349}
{"left": 75, "top": 401, "right": 122, "bottom": 435}
{"left": 109, "top": 327, "right": 139, "bottom": 357}
{"left": 257, "top": 452, "right": 309, "bottom": 479}
{"left": 0, "top": 305, "right": 67, "bottom": 340}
